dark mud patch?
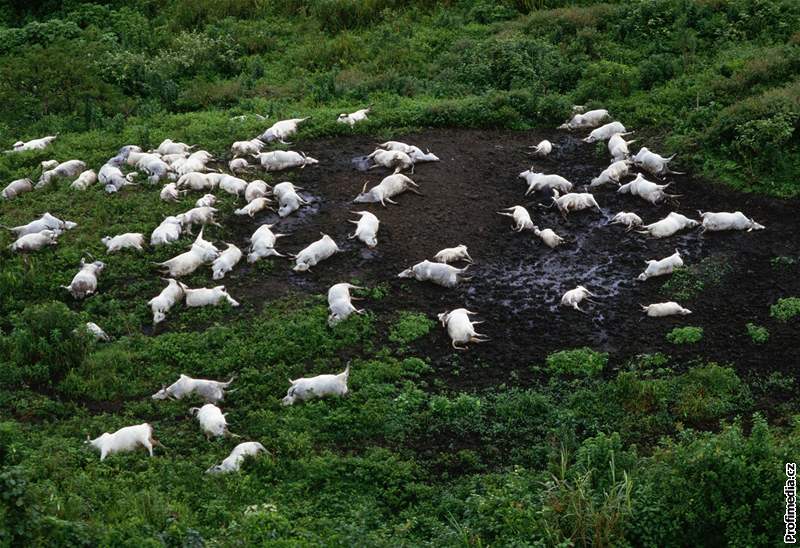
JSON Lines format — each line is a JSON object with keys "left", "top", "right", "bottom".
{"left": 189, "top": 128, "right": 800, "bottom": 390}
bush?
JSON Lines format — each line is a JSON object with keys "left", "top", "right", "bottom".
{"left": 547, "top": 348, "right": 608, "bottom": 377}
{"left": 388, "top": 312, "right": 434, "bottom": 345}
{"left": 745, "top": 323, "right": 769, "bottom": 344}
{"left": 770, "top": 297, "right": 800, "bottom": 322}
{"left": 666, "top": 326, "right": 704, "bottom": 345}
{"left": 2, "top": 302, "right": 89, "bottom": 387}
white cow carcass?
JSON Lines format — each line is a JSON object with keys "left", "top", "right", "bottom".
{"left": 347, "top": 211, "right": 380, "bottom": 248}
{"left": 641, "top": 302, "right": 692, "bottom": 317}
{"left": 62, "top": 259, "right": 105, "bottom": 298}
{"left": 148, "top": 278, "right": 185, "bottom": 324}
{"left": 698, "top": 211, "right": 765, "bottom": 233}
{"left": 292, "top": 234, "right": 340, "bottom": 272}
{"left": 86, "top": 423, "right": 159, "bottom": 461}
{"left": 206, "top": 442, "right": 268, "bottom": 474}
{"left": 353, "top": 173, "right": 421, "bottom": 206}
{"left": 282, "top": 365, "right": 350, "bottom": 405}
{"left": 438, "top": 308, "right": 488, "bottom": 350}
{"left": 397, "top": 260, "right": 469, "bottom": 288}
{"left": 637, "top": 249, "right": 684, "bottom": 281}
{"left": 152, "top": 373, "right": 235, "bottom": 403}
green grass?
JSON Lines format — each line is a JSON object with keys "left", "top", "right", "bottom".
{"left": 666, "top": 326, "right": 704, "bottom": 345}
{"left": 546, "top": 347, "right": 608, "bottom": 377}
{"left": 770, "top": 297, "right": 800, "bottom": 322}
{"left": 388, "top": 311, "right": 435, "bottom": 345}
{"left": 745, "top": 322, "right": 769, "bottom": 344}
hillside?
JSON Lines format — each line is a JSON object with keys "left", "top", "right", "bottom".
{"left": 1, "top": 1, "right": 799, "bottom": 546}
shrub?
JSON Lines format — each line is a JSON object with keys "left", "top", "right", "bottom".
{"left": 3, "top": 302, "right": 89, "bottom": 387}
{"left": 547, "top": 348, "right": 608, "bottom": 377}
{"left": 388, "top": 312, "right": 434, "bottom": 345}
{"left": 666, "top": 326, "right": 704, "bottom": 345}
{"left": 673, "top": 364, "right": 750, "bottom": 423}
{"left": 745, "top": 323, "right": 769, "bottom": 344}
{"left": 770, "top": 297, "right": 800, "bottom": 322}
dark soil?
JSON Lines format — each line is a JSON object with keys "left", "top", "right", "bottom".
{"left": 211, "top": 128, "right": 800, "bottom": 389}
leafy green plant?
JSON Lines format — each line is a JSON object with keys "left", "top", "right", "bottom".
{"left": 745, "top": 323, "right": 769, "bottom": 344}
{"left": 770, "top": 297, "right": 800, "bottom": 322}
{"left": 388, "top": 312, "right": 434, "bottom": 345}
{"left": 666, "top": 327, "right": 704, "bottom": 345}
{"left": 547, "top": 348, "right": 608, "bottom": 377}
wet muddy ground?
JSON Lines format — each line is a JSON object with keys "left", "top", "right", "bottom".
{"left": 213, "top": 128, "right": 800, "bottom": 388}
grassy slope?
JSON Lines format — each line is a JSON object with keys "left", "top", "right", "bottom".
{"left": 1, "top": 1, "right": 799, "bottom": 545}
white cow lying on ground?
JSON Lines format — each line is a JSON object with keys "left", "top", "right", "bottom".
{"left": 37, "top": 159, "right": 87, "bottom": 188}
{"left": 433, "top": 245, "right": 473, "bottom": 264}
{"left": 590, "top": 160, "right": 633, "bottom": 188}
{"left": 148, "top": 278, "right": 185, "bottom": 324}
{"left": 258, "top": 117, "right": 309, "bottom": 143}
{"left": 519, "top": 169, "right": 573, "bottom": 194}
{"left": 231, "top": 138, "right": 265, "bottom": 157}
{"left": 70, "top": 170, "right": 97, "bottom": 190}
{"left": 282, "top": 365, "right": 350, "bottom": 405}
{"left": 179, "top": 283, "right": 240, "bottom": 308}
{"left": 195, "top": 194, "right": 216, "bottom": 208}
{"left": 206, "top": 442, "right": 268, "bottom": 474}
{"left": 529, "top": 140, "right": 553, "bottom": 158}
{"left": 152, "top": 373, "right": 235, "bottom": 403}
{"left": 609, "top": 211, "right": 643, "bottom": 231}
{"left": 497, "top": 205, "right": 536, "bottom": 232}
{"left": 212, "top": 244, "right": 242, "bottom": 280}
{"left": 367, "top": 149, "right": 414, "bottom": 172}
{"left": 641, "top": 302, "right": 692, "bottom": 317}
{"left": 583, "top": 122, "right": 628, "bottom": 143}
{"left": 190, "top": 404, "right": 235, "bottom": 440}
{"left": 637, "top": 249, "right": 683, "bottom": 281}
{"left": 150, "top": 216, "right": 182, "bottom": 246}
{"left": 353, "top": 173, "right": 421, "bottom": 206}
{"left": 86, "top": 423, "right": 160, "bottom": 461}
{"left": 327, "top": 283, "right": 366, "bottom": 326}
{"left": 8, "top": 230, "right": 60, "bottom": 252}
{"left": 5, "top": 212, "right": 77, "bottom": 236}
{"left": 698, "top": 211, "right": 765, "bottom": 232}
{"left": 253, "top": 150, "right": 318, "bottom": 171}
{"left": 248, "top": 224, "right": 287, "bottom": 263}
{"left": 102, "top": 233, "right": 145, "bottom": 253}
{"left": 245, "top": 180, "right": 270, "bottom": 203}
{"left": 292, "top": 234, "right": 340, "bottom": 272}
{"left": 348, "top": 211, "right": 380, "bottom": 248}
{"left": 637, "top": 212, "right": 699, "bottom": 238}
{"left": 397, "top": 260, "right": 470, "bottom": 288}
{"left": 63, "top": 259, "right": 105, "bottom": 299}
{"left": 617, "top": 173, "right": 679, "bottom": 205}
{"left": 155, "top": 230, "right": 219, "bottom": 277}
{"left": 85, "top": 322, "right": 110, "bottom": 342}
{"left": 438, "top": 308, "right": 488, "bottom": 350}
{"left": 338, "top": 107, "right": 370, "bottom": 126}
{"left": 2, "top": 178, "right": 33, "bottom": 199}
{"left": 560, "top": 285, "right": 598, "bottom": 313}
{"left": 7, "top": 135, "right": 57, "bottom": 153}
{"left": 377, "top": 141, "right": 439, "bottom": 162}
{"left": 273, "top": 182, "right": 307, "bottom": 217}
{"left": 608, "top": 133, "right": 635, "bottom": 162}
{"left": 551, "top": 190, "right": 601, "bottom": 218}
{"left": 534, "top": 227, "right": 566, "bottom": 249}
{"left": 235, "top": 197, "right": 273, "bottom": 217}
{"left": 633, "top": 147, "right": 683, "bottom": 177}
{"left": 558, "top": 109, "right": 610, "bottom": 130}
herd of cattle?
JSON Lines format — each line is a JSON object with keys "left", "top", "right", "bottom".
{"left": 0, "top": 106, "right": 765, "bottom": 464}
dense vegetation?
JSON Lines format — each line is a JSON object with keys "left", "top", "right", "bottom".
{"left": 1, "top": 1, "right": 799, "bottom": 545}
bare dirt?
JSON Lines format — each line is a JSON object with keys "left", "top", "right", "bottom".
{"left": 216, "top": 128, "right": 800, "bottom": 388}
